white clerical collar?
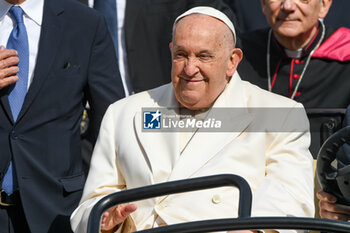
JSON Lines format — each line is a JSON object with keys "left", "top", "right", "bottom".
{"left": 284, "top": 48, "right": 303, "bottom": 59}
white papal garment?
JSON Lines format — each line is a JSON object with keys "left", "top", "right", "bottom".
{"left": 70, "top": 73, "right": 315, "bottom": 233}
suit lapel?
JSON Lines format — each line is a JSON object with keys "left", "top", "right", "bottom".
{"left": 16, "top": 0, "right": 64, "bottom": 121}
{"left": 134, "top": 85, "right": 180, "bottom": 184}
{"left": 168, "top": 73, "right": 253, "bottom": 181}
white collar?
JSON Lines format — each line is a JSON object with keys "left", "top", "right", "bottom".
{"left": 1, "top": 0, "right": 44, "bottom": 26}
{"left": 284, "top": 48, "right": 303, "bottom": 59}
{"left": 0, "top": 0, "right": 12, "bottom": 20}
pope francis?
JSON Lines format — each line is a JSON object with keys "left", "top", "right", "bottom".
{"left": 70, "top": 6, "right": 314, "bottom": 233}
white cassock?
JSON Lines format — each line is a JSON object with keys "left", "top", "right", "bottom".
{"left": 71, "top": 73, "right": 314, "bottom": 233}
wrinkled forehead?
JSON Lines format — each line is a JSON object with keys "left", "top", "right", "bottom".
{"left": 172, "top": 6, "right": 236, "bottom": 46}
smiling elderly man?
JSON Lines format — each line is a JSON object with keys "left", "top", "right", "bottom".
{"left": 239, "top": 0, "right": 350, "bottom": 108}
{"left": 237, "top": 0, "right": 350, "bottom": 221}
{"left": 70, "top": 6, "right": 314, "bottom": 233}
{"left": 237, "top": 0, "right": 350, "bottom": 156}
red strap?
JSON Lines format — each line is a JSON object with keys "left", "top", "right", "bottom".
{"left": 270, "top": 59, "right": 282, "bottom": 90}
{"left": 289, "top": 59, "right": 294, "bottom": 98}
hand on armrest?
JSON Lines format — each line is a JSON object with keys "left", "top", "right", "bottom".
{"left": 101, "top": 203, "right": 137, "bottom": 233}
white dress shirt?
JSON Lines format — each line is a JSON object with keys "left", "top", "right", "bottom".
{"left": 116, "top": 0, "right": 133, "bottom": 96}
{"left": 0, "top": 0, "right": 44, "bottom": 90}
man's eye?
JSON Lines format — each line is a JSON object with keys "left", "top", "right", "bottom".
{"left": 199, "top": 54, "right": 211, "bottom": 60}
{"left": 175, "top": 53, "right": 186, "bottom": 58}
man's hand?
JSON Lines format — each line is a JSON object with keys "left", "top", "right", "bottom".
{"left": 0, "top": 46, "right": 19, "bottom": 89}
{"left": 317, "top": 191, "right": 350, "bottom": 221}
{"left": 101, "top": 203, "right": 137, "bottom": 233}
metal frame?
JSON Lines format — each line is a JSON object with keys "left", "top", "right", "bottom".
{"left": 87, "top": 174, "right": 350, "bottom": 233}
{"left": 87, "top": 174, "right": 251, "bottom": 233}
{"left": 137, "top": 217, "right": 350, "bottom": 233}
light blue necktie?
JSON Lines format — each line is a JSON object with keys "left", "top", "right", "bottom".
{"left": 94, "top": 0, "right": 119, "bottom": 58}
{"left": 2, "top": 6, "right": 29, "bottom": 195}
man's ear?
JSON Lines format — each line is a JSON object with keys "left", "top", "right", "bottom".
{"left": 169, "top": 42, "right": 173, "bottom": 52}
{"left": 319, "top": 0, "right": 332, "bottom": 19}
{"left": 227, "top": 48, "right": 243, "bottom": 77}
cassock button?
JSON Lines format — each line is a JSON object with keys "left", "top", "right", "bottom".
{"left": 295, "top": 59, "right": 300, "bottom": 64}
{"left": 295, "top": 92, "right": 301, "bottom": 97}
{"left": 293, "top": 74, "right": 301, "bottom": 79}
{"left": 212, "top": 194, "right": 221, "bottom": 204}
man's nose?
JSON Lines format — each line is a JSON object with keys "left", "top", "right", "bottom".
{"left": 183, "top": 58, "right": 199, "bottom": 76}
{"left": 281, "top": 0, "right": 297, "bottom": 11}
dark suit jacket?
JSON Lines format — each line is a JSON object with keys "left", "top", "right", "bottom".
{"left": 124, "top": 0, "right": 236, "bottom": 93}
{"left": 223, "top": 0, "right": 267, "bottom": 34}
{"left": 0, "top": 0, "right": 124, "bottom": 232}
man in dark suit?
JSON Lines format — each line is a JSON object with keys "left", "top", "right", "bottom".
{"left": 0, "top": 0, "right": 124, "bottom": 232}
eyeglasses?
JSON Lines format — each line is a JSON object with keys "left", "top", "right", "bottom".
{"left": 267, "top": 0, "right": 312, "bottom": 4}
